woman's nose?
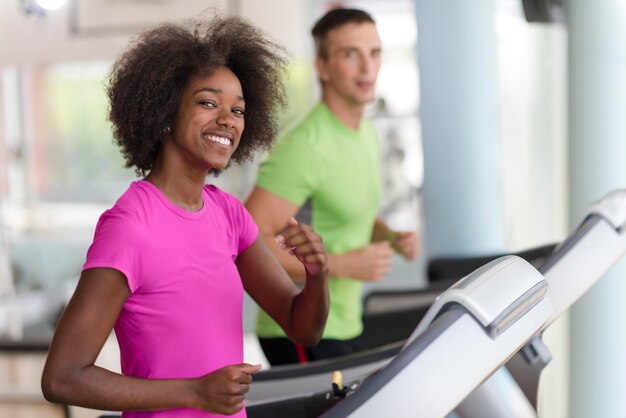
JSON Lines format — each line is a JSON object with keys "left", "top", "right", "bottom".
{"left": 216, "top": 109, "right": 235, "bottom": 128}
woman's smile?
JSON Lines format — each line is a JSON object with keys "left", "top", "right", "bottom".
{"left": 203, "top": 133, "right": 233, "bottom": 147}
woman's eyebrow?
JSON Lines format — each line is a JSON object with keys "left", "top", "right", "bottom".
{"left": 194, "top": 87, "right": 245, "bottom": 102}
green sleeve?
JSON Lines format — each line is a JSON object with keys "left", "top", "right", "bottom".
{"left": 256, "top": 132, "right": 319, "bottom": 206}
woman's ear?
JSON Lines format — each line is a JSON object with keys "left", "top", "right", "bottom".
{"left": 161, "top": 125, "right": 171, "bottom": 140}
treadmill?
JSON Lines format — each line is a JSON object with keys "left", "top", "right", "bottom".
{"left": 457, "top": 189, "right": 626, "bottom": 416}
{"left": 243, "top": 226, "right": 558, "bottom": 407}
{"left": 247, "top": 188, "right": 626, "bottom": 418}
{"left": 248, "top": 255, "right": 552, "bottom": 418}
{"left": 244, "top": 237, "right": 557, "bottom": 405}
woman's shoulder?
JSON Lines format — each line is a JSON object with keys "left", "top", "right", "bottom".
{"left": 203, "top": 185, "right": 252, "bottom": 230}
{"left": 203, "top": 184, "right": 241, "bottom": 208}
{"left": 98, "top": 181, "right": 152, "bottom": 225}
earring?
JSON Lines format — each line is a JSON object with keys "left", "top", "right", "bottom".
{"left": 165, "top": 126, "right": 171, "bottom": 133}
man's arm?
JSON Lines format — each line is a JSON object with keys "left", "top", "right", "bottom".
{"left": 245, "top": 186, "right": 394, "bottom": 281}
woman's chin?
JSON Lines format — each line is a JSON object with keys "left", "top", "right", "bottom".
{"left": 206, "top": 160, "right": 232, "bottom": 176}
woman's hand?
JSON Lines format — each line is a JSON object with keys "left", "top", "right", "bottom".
{"left": 276, "top": 217, "right": 328, "bottom": 280}
{"left": 194, "top": 363, "right": 262, "bottom": 415}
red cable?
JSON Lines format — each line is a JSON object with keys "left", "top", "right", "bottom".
{"left": 294, "top": 343, "right": 309, "bottom": 364}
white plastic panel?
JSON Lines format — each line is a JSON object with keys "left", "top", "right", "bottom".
{"left": 581, "top": 189, "right": 626, "bottom": 230}
{"left": 410, "top": 256, "right": 547, "bottom": 342}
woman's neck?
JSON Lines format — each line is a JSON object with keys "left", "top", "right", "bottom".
{"left": 145, "top": 156, "right": 206, "bottom": 212}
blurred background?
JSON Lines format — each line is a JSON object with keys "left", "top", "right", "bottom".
{"left": 1, "top": 0, "right": 625, "bottom": 417}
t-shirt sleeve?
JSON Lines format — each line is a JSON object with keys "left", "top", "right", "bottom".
{"left": 238, "top": 203, "right": 259, "bottom": 254}
{"left": 83, "top": 208, "right": 143, "bottom": 293}
{"left": 255, "top": 132, "right": 319, "bottom": 206}
{"left": 226, "top": 196, "right": 259, "bottom": 254}
{"left": 237, "top": 200, "right": 259, "bottom": 254}
{"left": 218, "top": 189, "right": 259, "bottom": 254}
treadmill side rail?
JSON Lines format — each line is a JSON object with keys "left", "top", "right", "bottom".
{"left": 581, "top": 188, "right": 626, "bottom": 230}
{"left": 409, "top": 256, "right": 548, "bottom": 343}
{"left": 543, "top": 217, "right": 626, "bottom": 325}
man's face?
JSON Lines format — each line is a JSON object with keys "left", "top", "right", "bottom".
{"left": 317, "top": 22, "right": 382, "bottom": 108}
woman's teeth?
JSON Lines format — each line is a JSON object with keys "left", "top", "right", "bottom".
{"left": 206, "top": 134, "right": 232, "bottom": 146}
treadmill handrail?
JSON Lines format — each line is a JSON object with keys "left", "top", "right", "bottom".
{"left": 541, "top": 213, "right": 626, "bottom": 327}
{"left": 409, "top": 256, "right": 548, "bottom": 343}
{"left": 581, "top": 188, "right": 626, "bottom": 230}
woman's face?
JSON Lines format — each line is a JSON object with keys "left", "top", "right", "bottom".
{"left": 171, "top": 66, "right": 245, "bottom": 171}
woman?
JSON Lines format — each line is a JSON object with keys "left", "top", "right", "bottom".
{"left": 41, "top": 16, "right": 329, "bottom": 418}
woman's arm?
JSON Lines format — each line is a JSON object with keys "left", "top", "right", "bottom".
{"left": 42, "top": 268, "right": 255, "bottom": 415}
{"left": 237, "top": 218, "right": 329, "bottom": 346}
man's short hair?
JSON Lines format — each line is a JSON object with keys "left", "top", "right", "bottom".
{"left": 311, "top": 8, "right": 375, "bottom": 59}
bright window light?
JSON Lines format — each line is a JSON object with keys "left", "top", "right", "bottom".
{"left": 35, "top": 0, "right": 67, "bottom": 11}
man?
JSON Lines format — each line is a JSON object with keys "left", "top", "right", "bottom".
{"left": 245, "top": 8, "right": 419, "bottom": 365}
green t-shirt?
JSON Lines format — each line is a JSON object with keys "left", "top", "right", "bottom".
{"left": 255, "top": 102, "right": 381, "bottom": 340}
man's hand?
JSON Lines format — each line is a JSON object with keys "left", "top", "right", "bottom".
{"left": 340, "top": 241, "right": 394, "bottom": 281}
{"left": 371, "top": 218, "right": 420, "bottom": 261}
{"left": 390, "top": 231, "right": 420, "bottom": 260}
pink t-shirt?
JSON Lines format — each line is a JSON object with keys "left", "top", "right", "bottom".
{"left": 83, "top": 180, "right": 258, "bottom": 418}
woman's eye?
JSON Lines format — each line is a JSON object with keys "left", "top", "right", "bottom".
{"left": 199, "top": 100, "right": 216, "bottom": 108}
{"left": 233, "top": 108, "right": 246, "bottom": 116}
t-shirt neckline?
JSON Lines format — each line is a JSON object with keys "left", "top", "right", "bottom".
{"left": 317, "top": 102, "right": 365, "bottom": 136}
{"left": 138, "top": 180, "right": 208, "bottom": 220}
